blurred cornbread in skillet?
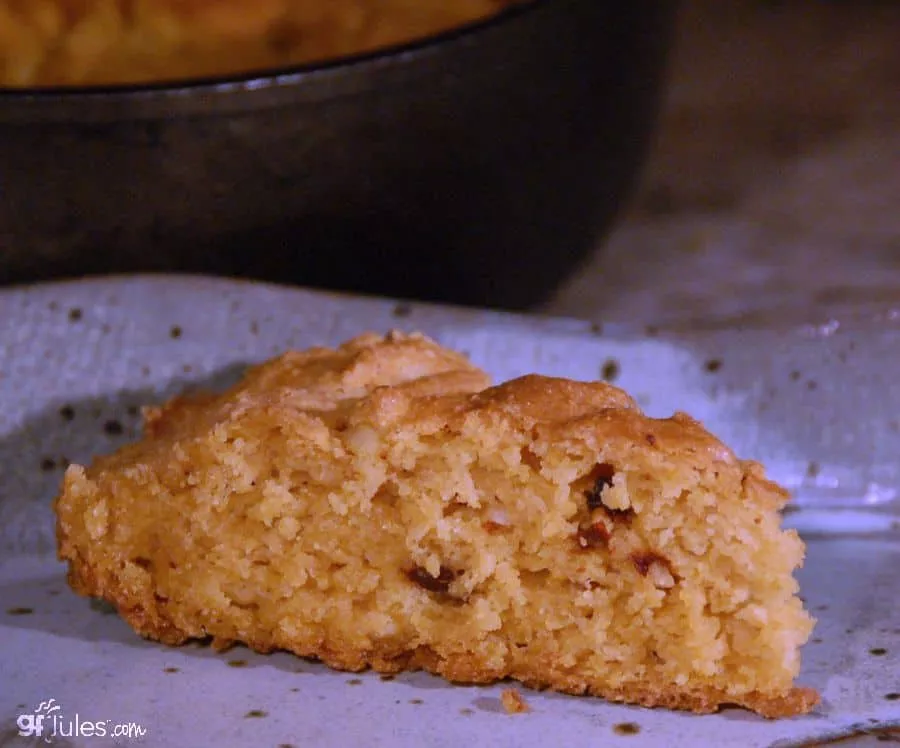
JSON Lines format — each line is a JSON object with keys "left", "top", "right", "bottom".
{"left": 0, "top": 0, "right": 521, "bottom": 87}
{"left": 56, "top": 332, "right": 817, "bottom": 718}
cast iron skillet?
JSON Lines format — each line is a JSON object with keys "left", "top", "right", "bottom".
{"left": 0, "top": 0, "right": 675, "bottom": 309}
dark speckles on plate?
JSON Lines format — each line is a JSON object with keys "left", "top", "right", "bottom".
{"left": 704, "top": 358, "right": 723, "bottom": 373}
{"left": 6, "top": 606, "right": 34, "bottom": 615}
{"left": 347, "top": 678, "right": 363, "bottom": 686}
{"left": 170, "top": 325, "right": 183, "bottom": 340}
{"left": 104, "top": 419, "right": 124, "bottom": 436}
{"left": 409, "top": 699, "right": 423, "bottom": 705}
{"left": 68, "top": 307, "right": 83, "bottom": 322}
{"left": 613, "top": 723, "right": 641, "bottom": 736}
{"left": 40, "top": 457, "right": 56, "bottom": 471}
{"left": 244, "top": 710, "right": 267, "bottom": 719}
{"left": 601, "top": 358, "right": 621, "bottom": 383}
{"left": 164, "top": 666, "right": 180, "bottom": 673}
{"left": 228, "top": 659, "right": 248, "bottom": 668}
{"left": 392, "top": 303, "right": 412, "bottom": 318}
{"left": 885, "top": 693, "right": 900, "bottom": 701}
{"left": 59, "top": 404, "right": 75, "bottom": 421}
{"left": 869, "top": 647, "right": 888, "bottom": 656}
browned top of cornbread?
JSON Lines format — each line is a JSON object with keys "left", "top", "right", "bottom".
{"left": 132, "top": 331, "right": 785, "bottom": 514}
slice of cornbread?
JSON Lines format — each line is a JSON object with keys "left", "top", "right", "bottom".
{"left": 56, "top": 332, "right": 817, "bottom": 717}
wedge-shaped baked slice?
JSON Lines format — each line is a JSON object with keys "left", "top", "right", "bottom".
{"left": 56, "top": 332, "right": 817, "bottom": 717}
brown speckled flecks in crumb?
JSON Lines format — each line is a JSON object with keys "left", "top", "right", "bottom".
{"left": 576, "top": 524, "right": 610, "bottom": 550}
{"left": 584, "top": 463, "right": 616, "bottom": 510}
{"left": 613, "top": 722, "right": 641, "bottom": 736}
{"left": 501, "top": 688, "right": 530, "bottom": 714}
{"left": 601, "top": 359, "right": 621, "bottom": 382}
{"left": 407, "top": 565, "right": 459, "bottom": 594}
{"left": 631, "top": 551, "right": 677, "bottom": 581}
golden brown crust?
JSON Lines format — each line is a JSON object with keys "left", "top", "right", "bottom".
{"left": 56, "top": 331, "right": 817, "bottom": 718}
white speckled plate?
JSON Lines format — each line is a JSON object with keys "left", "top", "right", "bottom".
{"left": 1, "top": 276, "right": 898, "bottom": 748}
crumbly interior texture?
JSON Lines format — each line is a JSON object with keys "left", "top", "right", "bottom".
{"left": 56, "top": 332, "right": 817, "bottom": 718}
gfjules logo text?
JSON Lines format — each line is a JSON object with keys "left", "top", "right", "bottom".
{"left": 16, "top": 699, "right": 147, "bottom": 743}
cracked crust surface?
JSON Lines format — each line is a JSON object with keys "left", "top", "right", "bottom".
{"left": 55, "top": 331, "right": 818, "bottom": 718}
